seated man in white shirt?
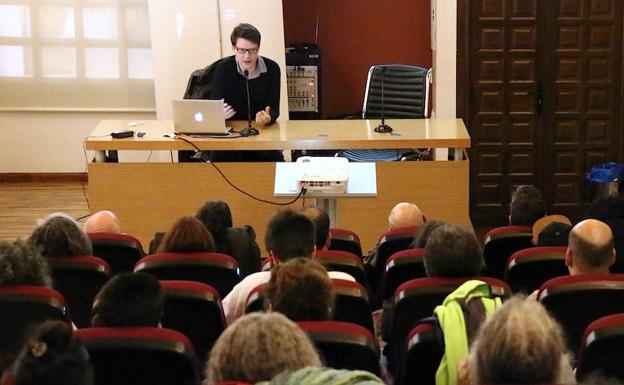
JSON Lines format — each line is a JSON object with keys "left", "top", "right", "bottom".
{"left": 222, "top": 209, "right": 353, "bottom": 324}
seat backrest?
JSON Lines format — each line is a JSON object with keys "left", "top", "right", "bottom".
{"left": 328, "top": 228, "right": 362, "bottom": 258}
{"left": 0, "top": 286, "right": 69, "bottom": 360}
{"left": 362, "top": 65, "right": 432, "bottom": 119}
{"left": 76, "top": 327, "right": 200, "bottom": 385}
{"left": 482, "top": 226, "right": 533, "bottom": 279}
{"left": 315, "top": 249, "right": 367, "bottom": 286}
{"left": 394, "top": 320, "right": 444, "bottom": 385}
{"left": 331, "top": 279, "right": 374, "bottom": 334}
{"left": 504, "top": 246, "right": 568, "bottom": 293}
{"left": 160, "top": 280, "right": 225, "bottom": 363}
{"left": 244, "top": 282, "right": 268, "bottom": 314}
{"left": 47, "top": 256, "right": 111, "bottom": 328}
{"left": 134, "top": 252, "right": 241, "bottom": 297}
{"left": 373, "top": 226, "right": 419, "bottom": 293}
{"left": 577, "top": 313, "right": 624, "bottom": 382}
{"left": 381, "top": 248, "right": 426, "bottom": 302}
{"left": 89, "top": 232, "right": 145, "bottom": 275}
{"left": 538, "top": 274, "right": 624, "bottom": 354}
{"left": 297, "top": 321, "right": 380, "bottom": 375}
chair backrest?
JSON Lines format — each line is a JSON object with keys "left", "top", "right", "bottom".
{"left": 0, "top": 286, "right": 69, "bottom": 360}
{"left": 160, "top": 280, "right": 225, "bottom": 363}
{"left": 328, "top": 228, "right": 363, "bottom": 258}
{"left": 394, "top": 320, "right": 444, "bottom": 385}
{"left": 134, "top": 252, "right": 241, "bottom": 297}
{"left": 76, "top": 327, "right": 200, "bottom": 385}
{"left": 384, "top": 276, "right": 511, "bottom": 374}
{"left": 373, "top": 226, "right": 419, "bottom": 294}
{"left": 482, "top": 226, "right": 533, "bottom": 279}
{"left": 315, "top": 249, "right": 367, "bottom": 287}
{"left": 89, "top": 232, "right": 145, "bottom": 275}
{"left": 577, "top": 313, "right": 624, "bottom": 382}
{"left": 538, "top": 274, "right": 624, "bottom": 354}
{"left": 47, "top": 256, "right": 111, "bottom": 328}
{"left": 331, "top": 279, "right": 374, "bottom": 334}
{"left": 298, "top": 321, "right": 380, "bottom": 375}
{"left": 504, "top": 246, "right": 568, "bottom": 293}
{"left": 381, "top": 248, "right": 426, "bottom": 302}
{"left": 362, "top": 65, "right": 432, "bottom": 119}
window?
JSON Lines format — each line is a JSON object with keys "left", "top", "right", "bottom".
{"left": 0, "top": 0, "right": 154, "bottom": 110}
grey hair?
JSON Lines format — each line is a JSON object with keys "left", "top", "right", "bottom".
{"left": 0, "top": 240, "right": 52, "bottom": 287}
{"left": 29, "top": 213, "right": 92, "bottom": 257}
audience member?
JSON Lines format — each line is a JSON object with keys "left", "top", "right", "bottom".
{"left": 90, "top": 272, "right": 163, "bottom": 327}
{"left": 266, "top": 258, "right": 335, "bottom": 321}
{"left": 156, "top": 216, "right": 215, "bottom": 254}
{"left": 0, "top": 240, "right": 51, "bottom": 287}
{"left": 196, "top": 200, "right": 261, "bottom": 276}
{"left": 257, "top": 367, "right": 384, "bottom": 385}
{"left": 29, "top": 213, "right": 92, "bottom": 258}
{"left": 566, "top": 219, "right": 615, "bottom": 275}
{"left": 424, "top": 224, "right": 485, "bottom": 277}
{"left": 300, "top": 206, "right": 331, "bottom": 250}
{"left": 509, "top": 185, "right": 546, "bottom": 226}
{"left": 588, "top": 194, "right": 624, "bottom": 272}
{"left": 203, "top": 312, "right": 320, "bottom": 385}
{"left": 410, "top": 220, "right": 445, "bottom": 248}
{"left": 84, "top": 210, "right": 121, "bottom": 234}
{"left": 222, "top": 210, "right": 352, "bottom": 324}
{"left": 531, "top": 214, "right": 572, "bottom": 246}
{"left": 3, "top": 321, "right": 93, "bottom": 385}
{"left": 468, "top": 296, "right": 574, "bottom": 385}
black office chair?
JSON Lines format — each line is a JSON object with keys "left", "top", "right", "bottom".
{"left": 339, "top": 64, "right": 432, "bottom": 162}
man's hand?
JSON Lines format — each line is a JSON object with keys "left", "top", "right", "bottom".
{"left": 255, "top": 106, "right": 272, "bottom": 126}
{"left": 224, "top": 102, "right": 236, "bottom": 119}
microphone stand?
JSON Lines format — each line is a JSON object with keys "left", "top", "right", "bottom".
{"left": 239, "top": 69, "right": 259, "bottom": 137}
{"left": 374, "top": 67, "right": 393, "bottom": 133}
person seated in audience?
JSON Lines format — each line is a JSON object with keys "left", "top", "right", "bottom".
{"left": 266, "top": 258, "right": 335, "bottom": 321}
{"left": 531, "top": 214, "right": 572, "bottom": 246}
{"left": 365, "top": 202, "right": 425, "bottom": 267}
{"left": 196, "top": 200, "right": 261, "bottom": 276}
{"left": 0, "top": 240, "right": 52, "bottom": 287}
{"left": 566, "top": 218, "right": 615, "bottom": 275}
{"left": 410, "top": 220, "right": 445, "bottom": 248}
{"left": 300, "top": 206, "right": 332, "bottom": 250}
{"left": 84, "top": 210, "right": 121, "bottom": 234}
{"left": 509, "top": 185, "right": 546, "bottom": 226}
{"left": 222, "top": 210, "right": 353, "bottom": 324}
{"left": 257, "top": 366, "right": 384, "bottom": 385}
{"left": 424, "top": 224, "right": 485, "bottom": 277}
{"left": 465, "top": 296, "right": 574, "bottom": 385}
{"left": 203, "top": 312, "right": 321, "bottom": 385}
{"left": 29, "top": 213, "right": 92, "bottom": 258}
{"left": 90, "top": 272, "right": 163, "bottom": 327}
{"left": 588, "top": 194, "right": 624, "bottom": 271}
{"left": 2, "top": 321, "right": 93, "bottom": 385}
{"left": 156, "top": 216, "right": 215, "bottom": 254}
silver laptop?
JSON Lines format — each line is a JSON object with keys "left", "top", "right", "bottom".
{"left": 172, "top": 99, "right": 231, "bottom": 135}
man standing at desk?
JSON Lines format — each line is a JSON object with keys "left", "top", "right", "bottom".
{"left": 209, "top": 23, "right": 283, "bottom": 162}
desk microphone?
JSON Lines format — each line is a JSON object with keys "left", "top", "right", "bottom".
{"left": 240, "top": 69, "right": 259, "bottom": 137}
{"left": 374, "top": 66, "right": 393, "bottom": 133}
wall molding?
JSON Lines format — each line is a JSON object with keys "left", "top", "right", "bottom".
{"left": 0, "top": 173, "right": 88, "bottom": 183}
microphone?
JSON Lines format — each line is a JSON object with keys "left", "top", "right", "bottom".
{"left": 374, "top": 66, "right": 393, "bottom": 133}
{"left": 240, "top": 69, "right": 259, "bottom": 137}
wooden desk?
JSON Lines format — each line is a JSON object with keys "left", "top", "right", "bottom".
{"left": 85, "top": 119, "right": 470, "bottom": 252}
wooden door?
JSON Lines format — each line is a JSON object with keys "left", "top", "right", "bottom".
{"left": 461, "top": 0, "right": 623, "bottom": 226}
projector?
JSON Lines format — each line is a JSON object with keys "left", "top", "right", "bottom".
{"left": 296, "top": 156, "right": 349, "bottom": 194}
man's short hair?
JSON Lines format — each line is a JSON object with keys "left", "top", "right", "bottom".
{"left": 411, "top": 220, "right": 445, "bottom": 249}
{"left": 510, "top": 185, "right": 546, "bottom": 226}
{"left": 0, "top": 240, "right": 52, "bottom": 287}
{"left": 91, "top": 272, "right": 163, "bottom": 327}
{"left": 423, "top": 224, "right": 484, "bottom": 277}
{"left": 29, "top": 213, "right": 93, "bottom": 258}
{"left": 569, "top": 228, "right": 615, "bottom": 268}
{"left": 265, "top": 210, "right": 315, "bottom": 261}
{"left": 230, "top": 23, "right": 261, "bottom": 46}
{"left": 196, "top": 200, "right": 233, "bottom": 245}
{"left": 266, "top": 258, "right": 335, "bottom": 321}
{"left": 300, "top": 206, "right": 330, "bottom": 249}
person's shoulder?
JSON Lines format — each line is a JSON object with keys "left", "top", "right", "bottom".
{"left": 262, "top": 56, "right": 280, "bottom": 70}
{"left": 214, "top": 55, "right": 236, "bottom": 72}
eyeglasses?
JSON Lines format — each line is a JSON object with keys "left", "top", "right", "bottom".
{"left": 235, "top": 46, "right": 258, "bottom": 55}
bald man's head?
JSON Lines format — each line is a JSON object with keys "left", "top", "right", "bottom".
{"left": 388, "top": 203, "right": 424, "bottom": 229}
{"left": 84, "top": 210, "right": 121, "bottom": 234}
{"left": 567, "top": 219, "right": 615, "bottom": 274}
